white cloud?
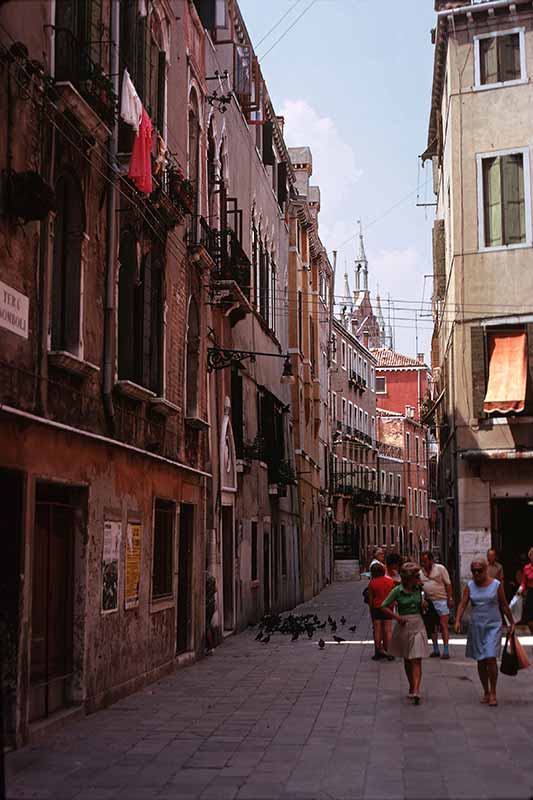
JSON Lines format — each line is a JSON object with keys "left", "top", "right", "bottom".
{"left": 280, "top": 99, "right": 362, "bottom": 254}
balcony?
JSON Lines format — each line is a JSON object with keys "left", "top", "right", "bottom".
{"left": 150, "top": 160, "right": 194, "bottom": 231}
{"left": 211, "top": 228, "right": 253, "bottom": 325}
{"left": 52, "top": 28, "right": 117, "bottom": 138}
{"left": 378, "top": 442, "right": 403, "bottom": 460}
{"left": 348, "top": 371, "right": 367, "bottom": 394}
{"left": 188, "top": 215, "right": 218, "bottom": 269}
{"left": 380, "top": 494, "right": 406, "bottom": 507}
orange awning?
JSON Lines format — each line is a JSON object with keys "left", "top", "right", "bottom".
{"left": 483, "top": 332, "right": 527, "bottom": 414}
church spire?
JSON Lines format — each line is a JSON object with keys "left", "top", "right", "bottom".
{"left": 355, "top": 219, "right": 368, "bottom": 292}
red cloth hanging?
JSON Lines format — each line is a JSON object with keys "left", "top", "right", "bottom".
{"left": 128, "top": 107, "right": 153, "bottom": 194}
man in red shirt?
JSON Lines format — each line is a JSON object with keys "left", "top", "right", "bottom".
{"left": 518, "top": 546, "right": 533, "bottom": 634}
{"left": 368, "top": 562, "right": 395, "bottom": 660}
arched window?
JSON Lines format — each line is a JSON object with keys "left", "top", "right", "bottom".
{"left": 118, "top": 230, "right": 140, "bottom": 383}
{"left": 188, "top": 91, "right": 200, "bottom": 217}
{"left": 51, "top": 172, "right": 86, "bottom": 355}
{"left": 207, "top": 119, "right": 216, "bottom": 221}
{"left": 185, "top": 297, "right": 200, "bottom": 418}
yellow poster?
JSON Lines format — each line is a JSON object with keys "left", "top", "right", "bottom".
{"left": 125, "top": 523, "right": 141, "bottom": 609}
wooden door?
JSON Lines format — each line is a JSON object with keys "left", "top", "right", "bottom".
{"left": 222, "top": 507, "right": 234, "bottom": 631}
{"left": 177, "top": 505, "right": 194, "bottom": 655}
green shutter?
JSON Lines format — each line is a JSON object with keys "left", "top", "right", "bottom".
{"left": 480, "top": 36, "right": 498, "bottom": 84}
{"left": 502, "top": 153, "right": 525, "bottom": 245}
{"left": 483, "top": 157, "right": 502, "bottom": 247}
{"left": 471, "top": 326, "right": 487, "bottom": 419}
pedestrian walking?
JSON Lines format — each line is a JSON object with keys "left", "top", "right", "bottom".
{"left": 369, "top": 546, "right": 385, "bottom": 569}
{"left": 381, "top": 561, "right": 430, "bottom": 703}
{"left": 386, "top": 551, "right": 402, "bottom": 583}
{"left": 368, "top": 562, "right": 395, "bottom": 660}
{"left": 454, "top": 556, "right": 515, "bottom": 707}
{"left": 518, "top": 546, "right": 533, "bottom": 634}
{"left": 420, "top": 550, "right": 454, "bottom": 659}
{"left": 487, "top": 549, "right": 504, "bottom": 582}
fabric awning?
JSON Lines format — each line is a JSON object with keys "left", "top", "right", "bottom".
{"left": 483, "top": 331, "right": 527, "bottom": 414}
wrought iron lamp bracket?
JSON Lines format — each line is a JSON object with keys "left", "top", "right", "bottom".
{"left": 207, "top": 347, "right": 256, "bottom": 372}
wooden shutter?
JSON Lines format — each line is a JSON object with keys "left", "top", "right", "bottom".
{"left": 471, "top": 326, "right": 487, "bottom": 419}
{"left": 141, "top": 252, "right": 152, "bottom": 388}
{"left": 277, "top": 162, "right": 288, "bottom": 206}
{"left": 118, "top": 232, "right": 138, "bottom": 381}
{"left": 500, "top": 33, "right": 520, "bottom": 83}
{"left": 483, "top": 157, "right": 502, "bottom": 247}
{"left": 136, "top": 14, "right": 148, "bottom": 102}
{"left": 262, "top": 121, "right": 275, "bottom": 166}
{"left": 149, "top": 261, "right": 163, "bottom": 394}
{"left": 502, "top": 153, "right": 525, "bottom": 245}
{"left": 156, "top": 50, "right": 166, "bottom": 132}
{"left": 51, "top": 178, "right": 66, "bottom": 350}
{"left": 432, "top": 218, "right": 446, "bottom": 300}
{"left": 480, "top": 36, "right": 498, "bottom": 84}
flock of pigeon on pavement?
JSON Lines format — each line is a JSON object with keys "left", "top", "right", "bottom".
{"left": 254, "top": 613, "right": 357, "bottom": 649}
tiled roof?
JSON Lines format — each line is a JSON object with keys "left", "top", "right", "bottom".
{"left": 372, "top": 348, "right": 426, "bottom": 368}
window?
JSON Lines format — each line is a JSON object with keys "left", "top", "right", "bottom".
{"left": 380, "top": 471, "right": 386, "bottom": 494}
{"left": 341, "top": 340, "right": 347, "bottom": 370}
{"left": 477, "top": 148, "right": 531, "bottom": 250}
{"left": 348, "top": 402, "right": 353, "bottom": 429}
{"left": 342, "top": 398, "right": 347, "bottom": 425}
{"left": 364, "top": 411, "right": 369, "bottom": 434}
{"left": 251, "top": 521, "right": 258, "bottom": 581}
{"left": 310, "top": 316, "right": 316, "bottom": 375}
{"left": 415, "top": 437, "right": 420, "bottom": 464}
{"left": 231, "top": 367, "right": 244, "bottom": 457}
{"left": 186, "top": 297, "right": 201, "bottom": 417}
{"left": 414, "top": 489, "right": 418, "bottom": 517}
{"left": 188, "top": 91, "right": 201, "bottom": 218}
{"left": 396, "top": 474, "right": 402, "bottom": 498}
{"left": 51, "top": 173, "right": 85, "bottom": 356}
{"left": 475, "top": 29, "right": 525, "bottom": 89}
{"left": 332, "top": 392, "right": 337, "bottom": 421}
{"left": 390, "top": 525, "right": 395, "bottom": 547}
{"left": 332, "top": 333, "right": 337, "bottom": 363}
{"left": 406, "top": 432, "right": 411, "bottom": 461}
{"left": 371, "top": 367, "right": 375, "bottom": 391}
{"left": 376, "top": 375, "right": 386, "bottom": 393}
{"left": 371, "top": 416, "right": 375, "bottom": 442}
{"left": 281, "top": 524, "right": 287, "bottom": 577}
{"left": 297, "top": 290, "right": 303, "bottom": 352}
{"left": 152, "top": 499, "right": 175, "bottom": 600}
{"left": 388, "top": 473, "right": 394, "bottom": 495}
{"left": 408, "top": 487, "right": 412, "bottom": 515}
{"left": 423, "top": 440, "right": 427, "bottom": 466}
{"left": 382, "top": 526, "right": 387, "bottom": 545}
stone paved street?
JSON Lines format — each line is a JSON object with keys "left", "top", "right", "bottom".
{"left": 6, "top": 581, "right": 533, "bottom": 800}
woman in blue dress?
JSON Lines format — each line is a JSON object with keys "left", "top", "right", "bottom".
{"left": 455, "top": 556, "right": 515, "bottom": 707}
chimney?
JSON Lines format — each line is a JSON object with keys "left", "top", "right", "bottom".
{"left": 417, "top": 353, "right": 425, "bottom": 364}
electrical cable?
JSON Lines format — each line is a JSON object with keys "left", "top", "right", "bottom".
{"left": 254, "top": 0, "right": 303, "bottom": 49}
{"left": 257, "top": 0, "right": 319, "bottom": 60}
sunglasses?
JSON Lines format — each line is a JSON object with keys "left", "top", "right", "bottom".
{"left": 471, "top": 567, "right": 485, "bottom": 574}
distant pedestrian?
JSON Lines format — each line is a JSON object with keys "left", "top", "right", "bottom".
{"left": 381, "top": 561, "right": 430, "bottom": 703}
{"left": 487, "top": 549, "right": 504, "bottom": 582}
{"left": 454, "top": 557, "right": 515, "bottom": 707}
{"left": 386, "top": 552, "right": 402, "bottom": 584}
{"left": 368, "top": 562, "right": 395, "bottom": 661}
{"left": 518, "top": 546, "right": 533, "bottom": 634}
{"left": 369, "top": 547, "right": 385, "bottom": 569}
{"left": 420, "top": 550, "right": 454, "bottom": 659}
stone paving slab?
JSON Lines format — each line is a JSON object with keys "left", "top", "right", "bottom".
{"left": 6, "top": 581, "right": 533, "bottom": 800}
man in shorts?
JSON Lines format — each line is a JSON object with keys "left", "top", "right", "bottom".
{"left": 420, "top": 550, "right": 454, "bottom": 659}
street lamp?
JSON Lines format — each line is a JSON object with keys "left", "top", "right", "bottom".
{"left": 207, "top": 346, "right": 296, "bottom": 384}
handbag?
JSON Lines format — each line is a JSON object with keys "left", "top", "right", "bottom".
{"left": 514, "top": 634, "right": 531, "bottom": 670}
{"left": 500, "top": 632, "right": 519, "bottom": 676}
{"left": 509, "top": 593, "right": 523, "bottom": 623}
{"left": 421, "top": 599, "right": 439, "bottom": 636}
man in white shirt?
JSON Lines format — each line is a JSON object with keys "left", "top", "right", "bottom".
{"left": 420, "top": 550, "right": 454, "bottom": 659}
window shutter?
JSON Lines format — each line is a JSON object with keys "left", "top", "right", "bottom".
{"left": 471, "top": 326, "right": 487, "bottom": 419}
{"left": 149, "top": 262, "right": 163, "bottom": 394}
{"left": 262, "top": 121, "right": 275, "bottom": 166}
{"left": 51, "top": 178, "right": 66, "bottom": 350}
{"left": 136, "top": 14, "right": 148, "bottom": 102}
{"left": 432, "top": 218, "right": 446, "bottom": 300}
{"left": 141, "top": 252, "right": 153, "bottom": 388}
{"left": 483, "top": 157, "right": 502, "bottom": 247}
{"left": 500, "top": 33, "right": 520, "bottom": 83}
{"left": 480, "top": 36, "right": 498, "bottom": 84}
{"left": 118, "top": 232, "right": 138, "bottom": 381}
{"left": 502, "top": 153, "right": 525, "bottom": 245}
{"left": 277, "top": 162, "right": 288, "bottom": 206}
{"left": 156, "top": 50, "right": 166, "bottom": 133}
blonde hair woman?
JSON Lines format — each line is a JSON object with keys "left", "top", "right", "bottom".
{"left": 380, "top": 562, "right": 430, "bottom": 704}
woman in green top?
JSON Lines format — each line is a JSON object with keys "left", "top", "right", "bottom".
{"left": 381, "top": 561, "right": 431, "bottom": 704}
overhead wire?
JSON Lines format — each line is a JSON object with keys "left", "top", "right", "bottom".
{"left": 257, "top": 0, "right": 319, "bottom": 60}
{"left": 253, "top": 0, "right": 303, "bottom": 49}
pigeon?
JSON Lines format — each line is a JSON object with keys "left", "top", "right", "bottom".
{"left": 263, "top": 635, "right": 271, "bottom": 644}
{"left": 333, "top": 635, "right": 345, "bottom": 645}
{"left": 348, "top": 625, "right": 357, "bottom": 633}
{"left": 340, "top": 616, "right": 346, "bottom": 626}
{"left": 318, "top": 639, "right": 325, "bottom": 649}
{"left": 255, "top": 630, "right": 264, "bottom": 641}
{"left": 330, "top": 622, "right": 337, "bottom": 633}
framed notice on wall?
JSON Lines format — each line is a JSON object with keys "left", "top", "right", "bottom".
{"left": 125, "top": 522, "right": 142, "bottom": 609}
{"left": 102, "top": 520, "right": 121, "bottom": 613}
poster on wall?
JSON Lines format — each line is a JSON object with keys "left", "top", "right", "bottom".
{"left": 125, "top": 522, "right": 141, "bottom": 609}
{"left": 102, "top": 520, "right": 121, "bottom": 613}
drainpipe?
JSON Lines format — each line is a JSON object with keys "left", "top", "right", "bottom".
{"left": 103, "top": 1, "right": 120, "bottom": 431}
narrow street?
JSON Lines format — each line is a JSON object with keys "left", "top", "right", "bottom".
{"left": 7, "top": 581, "right": 533, "bottom": 800}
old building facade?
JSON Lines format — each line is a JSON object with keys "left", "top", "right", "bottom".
{"left": 427, "top": 0, "right": 533, "bottom": 587}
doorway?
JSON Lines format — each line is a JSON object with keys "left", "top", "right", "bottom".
{"left": 222, "top": 506, "right": 234, "bottom": 632}
{"left": 177, "top": 504, "right": 194, "bottom": 655}
{"left": 30, "top": 483, "right": 76, "bottom": 722}
{"left": 263, "top": 530, "right": 271, "bottom": 613}
{"left": 492, "top": 498, "right": 533, "bottom": 597}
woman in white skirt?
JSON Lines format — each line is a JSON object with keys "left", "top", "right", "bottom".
{"left": 381, "top": 562, "right": 431, "bottom": 704}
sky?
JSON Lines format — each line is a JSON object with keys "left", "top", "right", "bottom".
{"left": 239, "top": 0, "right": 437, "bottom": 357}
